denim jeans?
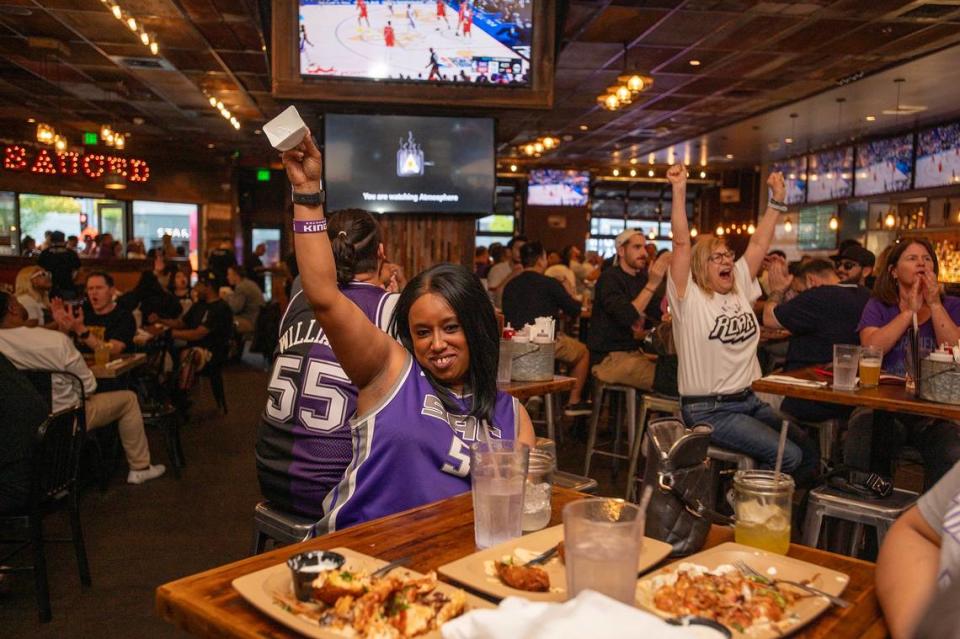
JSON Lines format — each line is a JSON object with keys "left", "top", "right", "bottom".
{"left": 682, "top": 391, "right": 816, "bottom": 479}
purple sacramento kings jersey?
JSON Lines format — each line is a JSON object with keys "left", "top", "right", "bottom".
{"left": 316, "top": 356, "right": 519, "bottom": 533}
{"left": 255, "top": 278, "right": 398, "bottom": 518}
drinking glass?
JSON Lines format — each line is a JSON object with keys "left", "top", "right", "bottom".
{"left": 563, "top": 498, "right": 643, "bottom": 604}
{"left": 94, "top": 343, "right": 111, "bottom": 367}
{"left": 522, "top": 448, "right": 555, "bottom": 532}
{"left": 833, "top": 344, "right": 860, "bottom": 391}
{"left": 859, "top": 345, "right": 883, "bottom": 388}
{"left": 733, "top": 470, "right": 794, "bottom": 555}
{"left": 470, "top": 441, "right": 529, "bottom": 549}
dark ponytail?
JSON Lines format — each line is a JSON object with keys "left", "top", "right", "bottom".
{"left": 326, "top": 209, "right": 382, "bottom": 286}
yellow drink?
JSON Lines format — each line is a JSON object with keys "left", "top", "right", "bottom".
{"left": 94, "top": 344, "right": 111, "bottom": 366}
{"left": 735, "top": 519, "right": 791, "bottom": 555}
{"left": 859, "top": 360, "right": 881, "bottom": 388}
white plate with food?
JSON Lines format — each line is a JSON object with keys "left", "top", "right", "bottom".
{"left": 635, "top": 542, "right": 850, "bottom": 637}
{"left": 232, "top": 547, "right": 492, "bottom": 638}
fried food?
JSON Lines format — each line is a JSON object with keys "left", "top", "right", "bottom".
{"left": 495, "top": 561, "right": 550, "bottom": 592}
{"left": 312, "top": 568, "right": 367, "bottom": 605}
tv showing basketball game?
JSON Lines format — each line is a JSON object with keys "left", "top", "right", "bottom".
{"left": 299, "top": 0, "right": 534, "bottom": 85}
{"left": 807, "top": 147, "right": 853, "bottom": 202}
{"left": 527, "top": 169, "right": 590, "bottom": 207}
{"left": 915, "top": 122, "right": 960, "bottom": 189}
{"left": 854, "top": 134, "right": 914, "bottom": 196}
{"left": 324, "top": 113, "right": 495, "bottom": 214}
{"left": 770, "top": 156, "right": 806, "bottom": 205}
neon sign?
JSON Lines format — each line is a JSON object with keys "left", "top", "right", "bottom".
{"left": 3, "top": 145, "right": 150, "bottom": 183}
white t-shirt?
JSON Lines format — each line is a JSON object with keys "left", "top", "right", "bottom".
{"left": 0, "top": 326, "right": 97, "bottom": 412}
{"left": 17, "top": 295, "right": 46, "bottom": 323}
{"left": 666, "top": 257, "right": 762, "bottom": 396}
{"left": 919, "top": 461, "right": 960, "bottom": 590}
{"left": 545, "top": 264, "right": 576, "bottom": 294}
{"left": 487, "top": 261, "right": 513, "bottom": 307}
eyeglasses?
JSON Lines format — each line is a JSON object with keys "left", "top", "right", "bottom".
{"left": 838, "top": 260, "right": 859, "bottom": 270}
{"left": 707, "top": 250, "right": 735, "bottom": 264}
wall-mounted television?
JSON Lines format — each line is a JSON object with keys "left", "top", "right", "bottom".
{"left": 807, "top": 147, "right": 853, "bottom": 202}
{"left": 770, "top": 156, "right": 806, "bottom": 205}
{"left": 323, "top": 113, "right": 495, "bottom": 214}
{"left": 916, "top": 122, "right": 960, "bottom": 189}
{"left": 855, "top": 134, "right": 914, "bottom": 197}
{"left": 272, "top": 0, "right": 555, "bottom": 108}
{"left": 527, "top": 169, "right": 590, "bottom": 207}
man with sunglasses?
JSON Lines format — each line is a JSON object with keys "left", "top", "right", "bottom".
{"left": 834, "top": 244, "right": 876, "bottom": 288}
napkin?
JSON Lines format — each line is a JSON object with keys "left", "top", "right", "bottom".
{"left": 760, "top": 375, "right": 828, "bottom": 389}
{"left": 441, "top": 590, "right": 698, "bottom": 639}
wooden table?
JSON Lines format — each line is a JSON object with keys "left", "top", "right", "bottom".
{"left": 85, "top": 352, "right": 147, "bottom": 379}
{"left": 156, "top": 488, "right": 886, "bottom": 639}
{"left": 498, "top": 375, "right": 576, "bottom": 442}
{"left": 752, "top": 366, "right": 960, "bottom": 421}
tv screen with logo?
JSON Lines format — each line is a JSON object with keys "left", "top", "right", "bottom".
{"left": 527, "top": 169, "right": 590, "bottom": 207}
{"left": 298, "top": 0, "right": 533, "bottom": 86}
{"left": 323, "top": 113, "right": 495, "bottom": 214}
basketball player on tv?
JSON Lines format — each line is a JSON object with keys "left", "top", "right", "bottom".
{"left": 426, "top": 47, "right": 442, "bottom": 80}
{"left": 456, "top": 0, "right": 466, "bottom": 36}
{"left": 462, "top": 4, "right": 473, "bottom": 38}
{"left": 384, "top": 21, "right": 396, "bottom": 48}
{"left": 356, "top": 0, "right": 370, "bottom": 28}
{"left": 436, "top": 0, "right": 450, "bottom": 30}
{"left": 406, "top": 3, "right": 417, "bottom": 31}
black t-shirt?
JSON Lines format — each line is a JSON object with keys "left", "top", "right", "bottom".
{"left": 587, "top": 264, "right": 662, "bottom": 355}
{"left": 501, "top": 271, "right": 581, "bottom": 330}
{"left": 207, "top": 248, "right": 236, "bottom": 287}
{"left": 80, "top": 302, "right": 137, "bottom": 352}
{"left": 773, "top": 284, "right": 872, "bottom": 371}
{"left": 38, "top": 244, "right": 80, "bottom": 295}
{"left": 183, "top": 299, "right": 233, "bottom": 360}
{"left": 244, "top": 254, "right": 266, "bottom": 291}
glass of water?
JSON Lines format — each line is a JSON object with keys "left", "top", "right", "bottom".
{"left": 471, "top": 441, "right": 529, "bottom": 549}
{"left": 563, "top": 498, "right": 644, "bottom": 604}
{"left": 833, "top": 344, "right": 860, "bottom": 391}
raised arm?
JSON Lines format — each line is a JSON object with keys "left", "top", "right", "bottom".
{"left": 743, "top": 172, "right": 786, "bottom": 277}
{"left": 283, "top": 132, "right": 405, "bottom": 391}
{"left": 666, "top": 164, "right": 690, "bottom": 298}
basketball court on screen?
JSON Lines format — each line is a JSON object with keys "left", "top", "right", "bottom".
{"left": 300, "top": 1, "right": 527, "bottom": 81}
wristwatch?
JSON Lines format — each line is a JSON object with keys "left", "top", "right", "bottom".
{"left": 291, "top": 187, "right": 325, "bottom": 207}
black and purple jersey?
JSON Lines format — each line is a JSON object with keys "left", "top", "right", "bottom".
{"left": 255, "top": 278, "right": 398, "bottom": 518}
{"left": 315, "top": 356, "right": 519, "bottom": 533}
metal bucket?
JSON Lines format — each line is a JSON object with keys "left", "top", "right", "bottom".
{"left": 511, "top": 340, "right": 555, "bottom": 382}
{"left": 919, "top": 358, "right": 960, "bottom": 406}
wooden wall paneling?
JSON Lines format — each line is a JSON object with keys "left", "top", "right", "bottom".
{"left": 522, "top": 206, "right": 589, "bottom": 252}
{"left": 377, "top": 214, "right": 476, "bottom": 278}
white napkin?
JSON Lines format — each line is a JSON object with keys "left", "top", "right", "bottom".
{"left": 442, "top": 590, "right": 698, "bottom": 639}
{"left": 760, "top": 375, "right": 828, "bottom": 389}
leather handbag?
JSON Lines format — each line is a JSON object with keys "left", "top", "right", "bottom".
{"left": 641, "top": 417, "right": 733, "bottom": 557}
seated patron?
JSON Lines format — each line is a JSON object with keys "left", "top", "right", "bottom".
{"left": 283, "top": 132, "right": 534, "bottom": 533}
{"left": 587, "top": 229, "right": 668, "bottom": 394}
{"left": 14, "top": 266, "right": 53, "bottom": 328}
{"left": 118, "top": 270, "right": 182, "bottom": 326}
{"left": 502, "top": 241, "right": 591, "bottom": 415}
{"left": 762, "top": 257, "right": 871, "bottom": 422}
{"left": 835, "top": 244, "right": 876, "bottom": 287}
{"left": 487, "top": 235, "right": 525, "bottom": 308}
{"left": 223, "top": 265, "right": 264, "bottom": 336}
{"left": 69, "top": 272, "right": 136, "bottom": 355}
{"left": 0, "top": 293, "right": 165, "bottom": 485}
{"left": 168, "top": 269, "right": 193, "bottom": 316}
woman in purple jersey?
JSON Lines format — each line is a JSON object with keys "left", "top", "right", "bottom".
{"left": 282, "top": 132, "right": 535, "bottom": 533}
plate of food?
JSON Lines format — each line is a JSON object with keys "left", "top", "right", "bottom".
{"left": 232, "top": 547, "right": 492, "bottom": 638}
{"left": 635, "top": 542, "right": 850, "bottom": 637}
{"left": 437, "top": 524, "right": 673, "bottom": 602}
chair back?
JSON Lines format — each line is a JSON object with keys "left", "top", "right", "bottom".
{"left": 21, "top": 369, "right": 87, "bottom": 415}
{"left": 31, "top": 406, "right": 86, "bottom": 505}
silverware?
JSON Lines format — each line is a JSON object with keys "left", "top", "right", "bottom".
{"left": 371, "top": 556, "right": 411, "bottom": 578}
{"left": 525, "top": 544, "right": 559, "bottom": 566}
{"left": 734, "top": 560, "right": 850, "bottom": 608}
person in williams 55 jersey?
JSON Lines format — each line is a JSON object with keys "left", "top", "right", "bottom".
{"left": 281, "top": 131, "right": 534, "bottom": 533}
{"left": 256, "top": 209, "right": 398, "bottom": 519}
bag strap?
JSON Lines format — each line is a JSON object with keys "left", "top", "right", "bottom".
{"left": 658, "top": 470, "right": 735, "bottom": 527}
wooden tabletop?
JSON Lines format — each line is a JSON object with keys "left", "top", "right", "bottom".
{"left": 156, "top": 488, "right": 885, "bottom": 639}
{"left": 752, "top": 365, "right": 960, "bottom": 421}
{"left": 759, "top": 326, "right": 791, "bottom": 343}
{"left": 85, "top": 352, "right": 147, "bottom": 379}
{"left": 497, "top": 375, "right": 576, "bottom": 401}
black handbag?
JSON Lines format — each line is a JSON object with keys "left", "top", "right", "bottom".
{"left": 641, "top": 417, "right": 733, "bottom": 556}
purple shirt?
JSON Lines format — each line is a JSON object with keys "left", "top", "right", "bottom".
{"left": 316, "top": 356, "right": 519, "bottom": 533}
{"left": 857, "top": 296, "right": 960, "bottom": 376}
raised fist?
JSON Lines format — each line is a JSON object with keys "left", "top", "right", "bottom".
{"left": 666, "top": 164, "right": 687, "bottom": 187}
{"left": 767, "top": 171, "right": 786, "bottom": 202}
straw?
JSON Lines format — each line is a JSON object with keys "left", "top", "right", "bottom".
{"left": 773, "top": 419, "right": 790, "bottom": 480}
{"left": 637, "top": 484, "right": 653, "bottom": 539}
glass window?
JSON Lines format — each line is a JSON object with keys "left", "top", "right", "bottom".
{"left": 0, "top": 192, "right": 16, "bottom": 256}
{"left": 132, "top": 201, "right": 199, "bottom": 268}
{"left": 590, "top": 217, "right": 625, "bottom": 236}
{"left": 19, "top": 194, "right": 84, "bottom": 250}
{"left": 586, "top": 237, "right": 616, "bottom": 258}
{"left": 591, "top": 197, "right": 624, "bottom": 217}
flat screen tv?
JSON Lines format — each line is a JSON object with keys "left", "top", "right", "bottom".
{"left": 915, "top": 122, "right": 960, "bottom": 189}
{"left": 807, "top": 147, "right": 853, "bottom": 202}
{"left": 770, "top": 156, "right": 806, "bottom": 205}
{"left": 527, "top": 169, "right": 590, "bottom": 207}
{"left": 855, "top": 134, "right": 914, "bottom": 197}
{"left": 323, "top": 113, "right": 495, "bottom": 214}
{"left": 273, "top": 0, "right": 556, "bottom": 108}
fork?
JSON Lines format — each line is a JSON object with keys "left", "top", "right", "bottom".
{"left": 524, "top": 544, "right": 559, "bottom": 566}
{"left": 372, "top": 556, "right": 411, "bottom": 578}
{"left": 735, "top": 560, "right": 850, "bottom": 608}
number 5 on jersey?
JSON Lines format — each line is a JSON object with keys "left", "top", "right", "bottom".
{"left": 266, "top": 354, "right": 352, "bottom": 433}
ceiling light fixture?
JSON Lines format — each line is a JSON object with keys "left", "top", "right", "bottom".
{"left": 884, "top": 212, "right": 896, "bottom": 228}
{"left": 716, "top": 226, "right": 724, "bottom": 236}
{"left": 699, "top": 170, "right": 707, "bottom": 179}
{"left": 597, "top": 43, "right": 653, "bottom": 112}
{"left": 630, "top": 168, "right": 637, "bottom": 177}
{"left": 579, "top": 124, "right": 588, "bottom": 131}
{"left": 612, "top": 168, "right": 620, "bottom": 177}
{"left": 647, "top": 169, "right": 655, "bottom": 177}
{"left": 104, "top": 2, "right": 160, "bottom": 56}
{"left": 690, "top": 227, "right": 698, "bottom": 238}
{"left": 784, "top": 217, "right": 792, "bottom": 233}
{"left": 747, "top": 223, "right": 756, "bottom": 235}
{"left": 689, "top": 59, "right": 701, "bottom": 66}
{"left": 725, "top": 153, "right": 734, "bottom": 160}
{"left": 509, "top": 164, "right": 517, "bottom": 172}
{"left": 36, "top": 122, "right": 55, "bottom": 145}
{"left": 829, "top": 215, "right": 838, "bottom": 231}
{"left": 203, "top": 92, "right": 241, "bottom": 130}
{"left": 865, "top": 115, "right": 876, "bottom": 122}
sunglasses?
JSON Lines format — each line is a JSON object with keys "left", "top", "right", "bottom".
{"left": 837, "top": 260, "right": 859, "bottom": 270}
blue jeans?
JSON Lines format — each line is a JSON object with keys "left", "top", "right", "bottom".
{"left": 681, "top": 392, "right": 814, "bottom": 477}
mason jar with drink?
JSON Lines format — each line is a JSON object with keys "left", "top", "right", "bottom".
{"left": 733, "top": 470, "right": 794, "bottom": 555}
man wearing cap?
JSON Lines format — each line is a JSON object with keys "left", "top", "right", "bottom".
{"left": 587, "top": 228, "right": 670, "bottom": 394}
{"left": 835, "top": 244, "right": 876, "bottom": 288}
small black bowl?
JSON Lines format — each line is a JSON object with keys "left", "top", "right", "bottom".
{"left": 286, "top": 550, "right": 346, "bottom": 601}
{"left": 667, "top": 615, "right": 733, "bottom": 638}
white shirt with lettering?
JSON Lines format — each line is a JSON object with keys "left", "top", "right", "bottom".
{"left": 666, "top": 257, "right": 762, "bottom": 396}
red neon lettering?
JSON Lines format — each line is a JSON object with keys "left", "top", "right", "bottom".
{"left": 30, "top": 149, "right": 57, "bottom": 175}
{"left": 4, "top": 145, "right": 27, "bottom": 170}
{"left": 57, "top": 151, "right": 80, "bottom": 176}
{"left": 129, "top": 158, "right": 151, "bottom": 183}
{"left": 83, "top": 154, "right": 105, "bottom": 178}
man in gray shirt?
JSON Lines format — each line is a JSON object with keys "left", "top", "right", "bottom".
{"left": 877, "top": 460, "right": 960, "bottom": 638}
{"left": 223, "top": 264, "right": 264, "bottom": 337}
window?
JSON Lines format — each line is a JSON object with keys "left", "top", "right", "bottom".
{"left": 132, "top": 201, "right": 199, "bottom": 268}
{"left": 19, "top": 194, "right": 84, "bottom": 249}
{"left": 0, "top": 192, "right": 16, "bottom": 256}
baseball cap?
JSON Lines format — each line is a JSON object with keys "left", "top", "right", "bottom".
{"left": 615, "top": 228, "right": 645, "bottom": 248}
{"left": 196, "top": 269, "right": 218, "bottom": 285}
{"left": 837, "top": 245, "right": 875, "bottom": 268}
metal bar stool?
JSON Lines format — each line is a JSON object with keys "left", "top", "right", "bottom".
{"left": 251, "top": 501, "right": 317, "bottom": 555}
{"left": 625, "top": 393, "right": 681, "bottom": 500}
{"left": 801, "top": 485, "right": 918, "bottom": 556}
{"left": 536, "top": 436, "right": 599, "bottom": 494}
{"left": 583, "top": 381, "right": 637, "bottom": 478}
